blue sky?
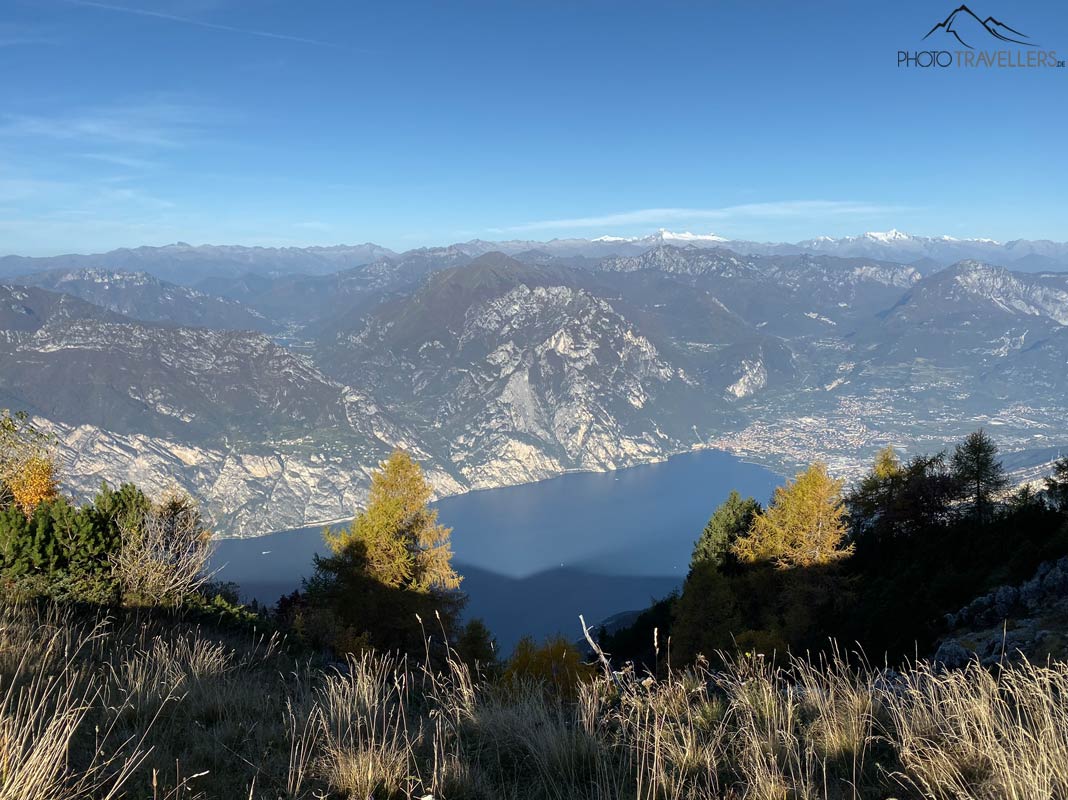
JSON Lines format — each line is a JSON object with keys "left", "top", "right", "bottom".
{"left": 1, "top": 0, "right": 1066, "bottom": 255}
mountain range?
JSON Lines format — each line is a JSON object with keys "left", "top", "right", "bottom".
{"left": 2, "top": 231, "right": 1066, "bottom": 536}
{"left": 5, "top": 230, "right": 1068, "bottom": 283}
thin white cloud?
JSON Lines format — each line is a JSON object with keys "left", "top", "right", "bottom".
{"left": 0, "top": 172, "right": 174, "bottom": 212}
{"left": 0, "top": 22, "right": 59, "bottom": 48}
{"left": 0, "top": 177, "right": 74, "bottom": 203}
{"left": 495, "top": 201, "right": 910, "bottom": 234}
{"left": 0, "top": 102, "right": 207, "bottom": 148}
{"left": 96, "top": 185, "right": 176, "bottom": 209}
{"left": 79, "top": 152, "right": 158, "bottom": 169}
{"left": 0, "top": 36, "right": 58, "bottom": 47}
{"left": 67, "top": 0, "right": 351, "bottom": 49}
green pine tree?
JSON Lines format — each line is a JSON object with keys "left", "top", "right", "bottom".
{"left": 847, "top": 446, "right": 904, "bottom": 539}
{"left": 1046, "top": 457, "right": 1068, "bottom": 512}
{"left": 952, "top": 429, "right": 1007, "bottom": 524}
{"left": 690, "top": 490, "right": 761, "bottom": 572}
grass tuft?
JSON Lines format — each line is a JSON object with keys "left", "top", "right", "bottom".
{"left": 3, "top": 602, "right": 1068, "bottom": 798}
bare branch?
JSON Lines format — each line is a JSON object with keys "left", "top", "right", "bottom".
{"left": 112, "top": 490, "right": 216, "bottom": 605}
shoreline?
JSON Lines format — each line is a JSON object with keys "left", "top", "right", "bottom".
{"left": 219, "top": 443, "right": 791, "bottom": 540}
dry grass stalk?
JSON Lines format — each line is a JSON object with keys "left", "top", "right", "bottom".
{"left": 0, "top": 615, "right": 147, "bottom": 800}
{"left": 5, "top": 597, "right": 1068, "bottom": 799}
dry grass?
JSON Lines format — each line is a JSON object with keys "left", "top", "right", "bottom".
{"left": 3, "top": 602, "right": 1068, "bottom": 799}
{"left": 888, "top": 657, "right": 1068, "bottom": 798}
{"left": 0, "top": 613, "right": 146, "bottom": 799}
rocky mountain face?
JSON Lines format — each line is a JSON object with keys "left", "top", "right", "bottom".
{"left": 854, "top": 262, "right": 1068, "bottom": 399}
{"left": 2, "top": 243, "right": 1067, "bottom": 537}
{"left": 0, "top": 283, "right": 350, "bottom": 442}
{"left": 1, "top": 283, "right": 122, "bottom": 334}
{"left": 15, "top": 269, "right": 275, "bottom": 332}
{"left": 39, "top": 416, "right": 438, "bottom": 537}
{"left": 885, "top": 261, "right": 1068, "bottom": 328}
{"left": 317, "top": 254, "right": 724, "bottom": 489}
{"left": 990, "top": 327, "right": 1068, "bottom": 399}
{"left": 596, "top": 246, "right": 921, "bottom": 334}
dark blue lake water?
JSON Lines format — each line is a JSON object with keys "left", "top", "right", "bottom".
{"left": 211, "top": 449, "right": 780, "bottom": 650}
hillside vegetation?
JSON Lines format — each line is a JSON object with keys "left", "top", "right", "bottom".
{"left": 606, "top": 432, "right": 1068, "bottom": 669}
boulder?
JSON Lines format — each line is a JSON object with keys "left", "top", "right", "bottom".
{"left": 993, "top": 585, "right": 1019, "bottom": 618}
{"left": 933, "top": 639, "right": 971, "bottom": 669}
{"left": 1020, "top": 576, "right": 1044, "bottom": 612}
{"left": 1040, "top": 559, "right": 1068, "bottom": 596}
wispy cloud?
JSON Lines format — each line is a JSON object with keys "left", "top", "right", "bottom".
{"left": 95, "top": 185, "right": 176, "bottom": 209}
{"left": 0, "top": 23, "right": 60, "bottom": 48}
{"left": 0, "top": 101, "right": 208, "bottom": 148}
{"left": 0, "top": 177, "right": 74, "bottom": 204}
{"left": 0, "top": 35, "right": 59, "bottom": 47}
{"left": 66, "top": 0, "right": 351, "bottom": 49}
{"left": 79, "top": 152, "right": 159, "bottom": 169}
{"left": 0, "top": 96, "right": 213, "bottom": 250}
{"left": 494, "top": 201, "right": 910, "bottom": 234}
{"left": 0, "top": 173, "right": 173, "bottom": 210}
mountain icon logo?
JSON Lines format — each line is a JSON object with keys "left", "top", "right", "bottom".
{"left": 923, "top": 5, "right": 1036, "bottom": 49}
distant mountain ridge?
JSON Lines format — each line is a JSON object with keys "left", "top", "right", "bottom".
{"left": 0, "top": 242, "right": 397, "bottom": 284}
{"left": 5, "top": 231, "right": 1066, "bottom": 284}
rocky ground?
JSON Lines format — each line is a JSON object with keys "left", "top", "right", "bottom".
{"left": 936, "top": 555, "right": 1068, "bottom": 667}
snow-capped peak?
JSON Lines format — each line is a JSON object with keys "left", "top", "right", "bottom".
{"left": 591, "top": 229, "right": 729, "bottom": 245}
{"left": 649, "top": 229, "right": 729, "bottom": 243}
{"left": 863, "top": 229, "right": 912, "bottom": 243}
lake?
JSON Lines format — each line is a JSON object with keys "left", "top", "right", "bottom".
{"left": 211, "top": 449, "right": 781, "bottom": 650}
